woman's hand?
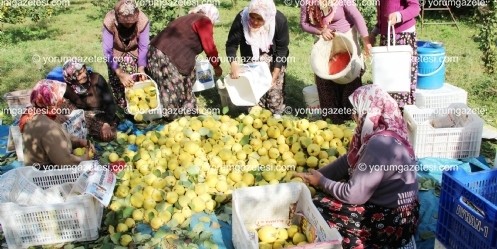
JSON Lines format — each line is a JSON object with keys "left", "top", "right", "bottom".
{"left": 321, "top": 28, "right": 335, "bottom": 41}
{"left": 101, "top": 123, "right": 114, "bottom": 141}
{"left": 214, "top": 65, "right": 223, "bottom": 78}
{"left": 116, "top": 69, "right": 134, "bottom": 87}
{"left": 362, "top": 37, "right": 372, "bottom": 58}
{"left": 388, "top": 12, "right": 401, "bottom": 26}
{"left": 137, "top": 66, "right": 147, "bottom": 81}
{"left": 294, "top": 169, "right": 323, "bottom": 187}
{"left": 230, "top": 62, "right": 240, "bottom": 79}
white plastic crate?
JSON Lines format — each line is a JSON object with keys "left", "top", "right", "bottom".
{"left": 403, "top": 103, "right": 483, "bottom": 159}
{"left": 232, "top": 182, "right": 342, "bottom": 249}
{"left": 0, "top": 166, "right": 103, "bottom": 248}
{"left": 125, "top": 73, "right": 163, "bottom": 121}
{"left": 415, "top": 83, "right": 467, "bottom": 109}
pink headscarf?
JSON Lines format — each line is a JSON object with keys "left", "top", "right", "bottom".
{"left": 189, "top": 4, "right": 220, "bottom": 24}
{"left": 114, "top": 0, "right": 139, "bottom": 24}
{"left": 241, "top": 0, "right": 277, "bottom": 61}
{"left": 19, "top": 80, "right": 67, "bottom": 132}
{"left": 347, "top": 85, "right": 414, "bottom": 170}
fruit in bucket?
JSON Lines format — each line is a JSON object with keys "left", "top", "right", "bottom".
{"left": 329, "top": 52, "right": 350, "bottom": 75}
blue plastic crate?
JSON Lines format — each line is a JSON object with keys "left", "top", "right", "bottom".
{"left": 436, "top": 168, "right": 497, "bottom": 249}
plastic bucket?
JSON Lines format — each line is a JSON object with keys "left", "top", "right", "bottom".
{"left": 192, "top": 60, "right": 215, "bottom": 92}
{"left": 417, "top": 41, "right": 445, "bottom": 89}
{"left": 302, "top": 85, "right": 320, "bottom": 111}
{"left": 224, "top": 62, "right": 272, "bottom": 106}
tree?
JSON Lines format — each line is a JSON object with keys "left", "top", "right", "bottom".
{"left": 477, "top": 1, "right": 497, "bottom": 74}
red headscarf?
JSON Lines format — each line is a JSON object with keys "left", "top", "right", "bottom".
{"left": 347, "top": 85, "right": 414, "bottom": 170}
{"left": 19, "top": 80, "right": 67, "bottom": 133}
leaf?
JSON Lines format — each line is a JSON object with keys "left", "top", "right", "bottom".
{"left": 198, "top": 231, "right": 213, "bottom": 241}
{"left": 110, "top": 232, "right": 122, "bottom": 244}
{"left": 237, "top": 123, "right": 244, "bottom": 133}
{"left": 104, "top": 211, "right": 117, "bottom": 226}
{"left": 187, "top": 165, "right": 200, "bottom": 175}
{"left": 153, "top": 169, "right": 162, "bottom": 177}
{"left": 117, "top": 138, "right": 127, "bottom": 145}
{"left": 133, "top": 153, "right": 141, "bottom": 162}
{"left": 217, "top": 213, "right": 231, "bottom": 224}
{"left": 122, "top": 207, "right": 134, "bottom": 219}
{"left": 133, "top": 233, "right": 152, "bottom": 244}
{"left": 199, "top": 127, "right": 211, "bottom": 136}
{"left": 222, "top": 106, "right": 229, "bottom": 115}
{"left": 240, "top": 135, "right": 250, "bottom": 145}
{"left": 153, "top": 228, "right": 169, "bottom": 239}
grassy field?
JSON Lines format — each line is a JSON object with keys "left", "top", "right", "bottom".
{"left": 0, "top": 0, "right": 496, "bottom": 161}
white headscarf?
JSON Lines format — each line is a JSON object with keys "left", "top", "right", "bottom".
{"left": 241, "top": 0, "right": 277, "bottom": 61}
{"left": 189, "top": 4, "right": 220, "bottom": 24}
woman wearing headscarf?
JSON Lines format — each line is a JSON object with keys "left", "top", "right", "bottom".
{"left": 20, "top": 80, "right": 93, "bottom": 168}
{"left": 370, "top": 0, "right": 420, "bottom": 108}
{"left": 300, "top": 0, "right": 371, "bottom": 124}
{"left": 296, "top": 85, "right": 419, "bottom": 248}
{"left": 102, "top": 0, "right": 150, "bottom": 110}
{"left": 147, "top": 4, "right": 223, "bottom": 121}
{"left": 62, "top": 59, "right": 118, "bottom": 142}
{"left": 226, "top": 0, "right": 289, "bottom": 117}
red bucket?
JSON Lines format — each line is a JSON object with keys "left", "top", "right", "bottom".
{"left": 328, "top": 52, "right": 351, "bottom": 75}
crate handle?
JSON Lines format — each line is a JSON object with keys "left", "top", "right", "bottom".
{"left": 460, "top": 196, "right": 486, "bottom": 217}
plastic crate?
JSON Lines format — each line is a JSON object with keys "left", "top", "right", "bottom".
{"left": 403, "top": 103, "right": 483, "bottom": 159}
{"left": 0, "top": 166, "right": 103, "bottom": 248}
{"left": 415, "top": 83, "right": 468, "bottom": 109}
{"left": 3, "top": 89, "right": 32, "bottom": 120}
{"left": 125, "top": 73, "right": 163, "bottom": 121}
{"left": 436, "top": 168, "right": 497, "bottom": 249}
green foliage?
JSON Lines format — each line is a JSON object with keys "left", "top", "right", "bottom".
{"left": 90, "top": 0, "right": 182, "bottom": 37}
{"left": 476, "top": 0, "right": 497, "bottom": 74}
{"left": 0, "top": 0, "right": 68, "bottom": 24}
{"left": 356, "top": 2, "right": 376, "bottom": 30}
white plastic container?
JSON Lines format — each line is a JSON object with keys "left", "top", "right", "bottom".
{"left": 125, "top": 74, "right": 163, "bottom": 121}
{"left": 403, "top": 103, "right": 483, "bottom": 159}
{"left": 224, "top": 62, "right": 272, "bottom": 106}
{"left": 232, "top": 182, "right": 342, "bottom": 249}
{"left": 415, "top": 83, "right": 467, "bottom": 109}
{"left": 192, "top": 60, "right": 215, "bottom": 92}
{"left": 0, "top": 166, "right": 103, "bottom": 248}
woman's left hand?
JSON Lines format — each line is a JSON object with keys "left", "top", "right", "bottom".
{"left": 294, "top": 169, "right": 323, "bottom": 186}
{"left": 388, "top": 12, "right": 401, "bottom": 26}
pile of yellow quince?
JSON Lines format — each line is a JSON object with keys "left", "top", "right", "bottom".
{"left": 104, "top": 106, "right": 354, "bottom": 247}
{"left": 125, "top": 82, "right": 158, "bottom": 121}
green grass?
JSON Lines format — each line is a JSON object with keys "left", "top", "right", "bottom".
{"left": 0, "top": 1, "right": 496, "bottom": 161}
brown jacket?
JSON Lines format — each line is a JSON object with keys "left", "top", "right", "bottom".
{"left": 22, "top": 115, "right": 82, "bottom": 167}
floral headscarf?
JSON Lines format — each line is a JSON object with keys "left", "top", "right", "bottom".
{"left": 189, "top": 4, "right": 220, "bottom": 24}
{"left": 347, "top": 85, "right": 414, "bottom": 171}
{"left": 241, "top": 0, "right": 276, "bottom": 61}
{"left": 19, "top": 80, "right": 67, "bottom": 133}
{"left": 115, "top": 0, "right": 139, "bottom": 24}
{"left": 306, "top": 0, "right": 338, "bottom": 29}
{"left": 62, "top": 58, "right": 90, "bottom": 95}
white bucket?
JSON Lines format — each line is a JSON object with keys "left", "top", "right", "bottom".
{"left": 310, "top": 29, "right": 363, "bottom": 84}
{"left": 224, "top": 62, "right": 272, "bottom": 106}
{"left": 192, "top": 60, "right": 215, "bottom": 92}
{"left": 303, "top": 85, "right": 321, "bottom": 116}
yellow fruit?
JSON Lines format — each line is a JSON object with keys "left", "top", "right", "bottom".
{"left": 166, "top": 192, "right": 179, "bottom": 204}
{"left": 120, "top": 234, "right": 133, "bottom": 247}
{"left": 306, "top": 156, "right": 319, "bottom": 168}
{"left": 276, "top": 228, "right": 288, "bottom": 241}
{"left": 130, "top": 193, "right": 144, "bottom": 208}
{"left": 292, "top": 232, "right": 307, "bottom": 244}
{"left": 150, "top": 216, "right": 164, "bottom": 230}
{"left": 132, "top": 209, "right": 144, "bottom": 221}
{"left": 108, "top": 152, "right": 119, "bottom": 163}
{"left": 116, "top": 223, "right": 128, "bottom": 233}
{"left": 189, "top": 197, "right": 206, "bottom": 212}
{"left": 134, "top": 113, "right": 144, "bottom": 122}
{"left": 258, "top": 225, "right": 278, "bottom": 243}
{"left": 125, "top": 218, "right": 135, "bottom": 228}
{"left": 287, "top": 225, "right": 299, "bottom": 238}
{"left": 73, "top": 147, "right": 85, "bottom": 156}
{"left": 172, "top": 212, "right": 186, "bottom": 224}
